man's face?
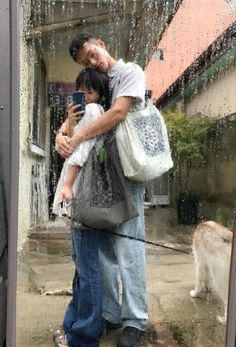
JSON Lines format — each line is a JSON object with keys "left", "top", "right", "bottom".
{"left": 76, "top": 40, "right": 112, "bottom": 72}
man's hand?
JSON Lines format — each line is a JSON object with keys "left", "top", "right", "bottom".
{"left": 67, "top": 135, "right": 80, "bottom": 150}
{"left": 55, "top": 133, "right": 74, "bottom": 158}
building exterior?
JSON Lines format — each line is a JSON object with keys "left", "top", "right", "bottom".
{"left": 145, "top": 0, "right": 236, "bottom": 225}
{"left": 145, "top": 0, "right": 236, "bottom": 100}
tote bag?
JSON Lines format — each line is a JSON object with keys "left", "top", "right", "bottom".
{"left": 116, "top": 101, "right": 173, "bottom": 181}
{"left": 72, "top": 132, "right": 138, "bottom": 229}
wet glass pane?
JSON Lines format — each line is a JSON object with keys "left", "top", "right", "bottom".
{"left": 16, "top": 1, "right": 236, "bottom": 347}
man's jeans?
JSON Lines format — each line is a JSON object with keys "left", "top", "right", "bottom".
{"left": 99, "top": 181, "right": 148, "bottom": 331}
{"left": 63, "top": 226, "right": 102, "bottom": 347}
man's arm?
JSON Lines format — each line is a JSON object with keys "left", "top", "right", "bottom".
{"left": 70, "top": 96, "right": 133, "bottom": 148}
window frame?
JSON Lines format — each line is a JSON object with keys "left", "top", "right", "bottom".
{"left": 30, "top": 40, "right": 47, "bottom": 156}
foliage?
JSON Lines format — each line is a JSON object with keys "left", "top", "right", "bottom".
{"left": 163, "top": 110, "right": 214, "bottom": 168}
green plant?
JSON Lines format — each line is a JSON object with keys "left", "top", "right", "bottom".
{"left": 163, "top": 110, "right": 214, "bottom": 168}
{"left": 163, "top": 111, "right": 215, "bottom": 191}
{"left": 162, "top": 110, "right": 215, "bottom": 213}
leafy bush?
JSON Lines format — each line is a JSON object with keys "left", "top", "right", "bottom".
{"left": 163, "top": 111, "right": 214, "bottom": 168}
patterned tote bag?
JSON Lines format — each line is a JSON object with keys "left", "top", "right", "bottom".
{"left": 116, "top": 101, "right": 173, "bottom": 181}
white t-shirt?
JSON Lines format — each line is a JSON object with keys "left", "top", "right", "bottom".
{"left": 108, "top": 59, "right": 145, "bottom": 112}
{"left": 52, "top": 103, "right": 104, "bottom": 217}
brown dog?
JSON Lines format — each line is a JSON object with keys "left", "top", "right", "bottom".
{"left": 190, "top": 221, "right": 232, "bottom": 324}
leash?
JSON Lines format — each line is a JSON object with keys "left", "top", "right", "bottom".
{"left": 103, "top": 229, "right": 191, "bottom": 254}
{"left": 62, "top": 201, "right": 191, "bottom": 255}
{"left": 73, "top": 221, "right": 191, "bottom": 255}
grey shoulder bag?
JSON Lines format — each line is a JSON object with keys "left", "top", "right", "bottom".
{"left": 72, "top": 131, "right": 138, "bottom": 229}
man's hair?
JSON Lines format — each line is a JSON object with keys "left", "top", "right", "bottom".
{"left": 69, "top": 32, "right": 98, "bottom": 61}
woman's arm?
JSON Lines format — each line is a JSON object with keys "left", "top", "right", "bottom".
{"left": 55, "top": 103, "right": 85, "bottom": 157}
{"left": 59, "top": 103, "right": 83, "bottom": 135}
{"left": 59, "top": 165, "right": 80, "bottom": 201}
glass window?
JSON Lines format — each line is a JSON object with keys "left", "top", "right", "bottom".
{"left": 31, "top": 41, "right": 47, "bottom": 153}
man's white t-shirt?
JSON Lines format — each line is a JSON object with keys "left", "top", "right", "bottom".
{"left": 108, "top": 59, "right": 145, "bottom": 112}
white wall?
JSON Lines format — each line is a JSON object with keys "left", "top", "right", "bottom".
{"left": 185, "top": 62, "right": 236, "bottom": 117}
{"left": 18, "top": 3, "right": 33, "bottom": 250}
{"left": 18, "top": 3, "right": 51, "bottom": 250}
{"left": 46, "top": 49, "right": 82, "bottom": 83}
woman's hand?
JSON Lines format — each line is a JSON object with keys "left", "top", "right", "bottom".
{"left": 59, "top": 184, "right": 74, "bottom": 202}
{"left": 67, "top": 102, "right": 85, "bottom": 126}
{"left": 55, "top": 133, "right": 74, "bottom": 158}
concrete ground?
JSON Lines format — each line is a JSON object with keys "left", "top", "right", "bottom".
{"left": 16, "top": 207, "right": 227, "bottom": 347}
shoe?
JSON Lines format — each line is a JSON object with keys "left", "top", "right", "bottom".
{"left": 52, "top": 329, "right": 68, "bottom": 347}
{"left": 117, "top": 326, "right": 144, "bottom": 347}
{"left": 101, "top": 318, "right": 122, "bottom": 336}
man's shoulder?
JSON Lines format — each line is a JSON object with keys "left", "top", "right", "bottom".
{"left": 116, "top": 62, "right": 144, "bottom": 86}
{"left": 121, "top": 62, "right": 143, "bottom": 76}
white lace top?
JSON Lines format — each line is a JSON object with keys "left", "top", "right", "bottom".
{"left": 52, "top": 103, "right": 104, "bottom": 217}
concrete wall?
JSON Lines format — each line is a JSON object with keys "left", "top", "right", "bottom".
{"left": 18, "top": 5, "right": 35, "bottom": 249}
{"left": 184, "top": 62, "right": 236, "bottom": 206}
{"left": 18, "top": 3, "right": 51, "bottom": 250}
{"left": 185, "top": 62, "right": 236, "bottom": 117}
{"left": 170, "top": 63, "right": 236, "bottom": 227}
{"left": 18, "top": 42, "right": 51, "bottom": 249}
{"left": 206, "top": 115, "right": 236, "bottom": 202}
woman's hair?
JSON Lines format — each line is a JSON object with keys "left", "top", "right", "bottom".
{"left": 75, "top": 68, "right": 110, "bottom": 111}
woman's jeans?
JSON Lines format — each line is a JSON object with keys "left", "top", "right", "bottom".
{"left": 99, "top": 181, "right": 148, "bottom": 331}
{"left": 63, "top": 226, "right": 102, "bottom": 347}
{"left": 62, "top": 180, "right": 148, "bottom": 346}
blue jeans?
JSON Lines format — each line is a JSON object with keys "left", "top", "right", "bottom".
{"left": 99, "top": 181, "right": 148, "bottom": 331}
{"left": 63, "top": 226, "right": 102, "bottom": 347}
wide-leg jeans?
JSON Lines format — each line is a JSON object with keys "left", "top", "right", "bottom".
{"left": 99, "top": 181, "right": 148, "bottom": 331}
{"left": 63, "top": 226, "right": 102, "bottom": 347}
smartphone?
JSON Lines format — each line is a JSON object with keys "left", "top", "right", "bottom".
{"left": 72, "top": 91, "right": 85, "bottom": 112}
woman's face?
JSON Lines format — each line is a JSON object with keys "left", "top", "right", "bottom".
{"left": 79, "top": 86, "right": 99, "bottom": 104}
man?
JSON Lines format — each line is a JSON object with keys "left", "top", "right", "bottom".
{"left": 56, "top": 32, "right": 148, "bottom": 347}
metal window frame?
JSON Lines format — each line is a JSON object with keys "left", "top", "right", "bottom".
{"left": 0, "top": 0, "right": 19, "bottom": 346}
{"left": 7, "top": 0, "right": 19, "bottom": 344}
{"left": 1, "top": 1, "right": 236, "bottom": 346}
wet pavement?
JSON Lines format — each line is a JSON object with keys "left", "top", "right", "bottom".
{"left": 16, "top": 207, "right": 227, "bottom": 347}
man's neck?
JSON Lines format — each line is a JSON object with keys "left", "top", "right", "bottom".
{"left": 108, "top": 57, "right": 117, "bottom": 71}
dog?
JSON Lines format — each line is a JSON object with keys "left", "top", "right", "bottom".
{"left": 190, "top": 221, "right": 232, "bottom": 324}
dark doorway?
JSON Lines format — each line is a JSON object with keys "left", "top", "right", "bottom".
{"left": 48, "top": 82, "right": 75, "bottom": 218}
